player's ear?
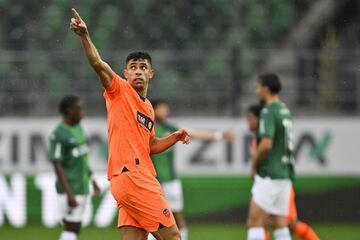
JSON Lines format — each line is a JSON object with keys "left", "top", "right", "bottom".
{"left": 149, "top": 68, "right": 154, "bottom": 80}
{"left": 123, "top": 69, "right": 128, "bottom": 79}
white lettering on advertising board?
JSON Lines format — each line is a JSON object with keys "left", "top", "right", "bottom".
{"left": 0, "top": 118, "right": 358, "bottom": 175}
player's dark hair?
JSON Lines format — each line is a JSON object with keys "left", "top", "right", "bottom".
{"left": 247, "top": 104, "right": 263, "bottom": 118}
{"left": 152, "top": 98, "right": 168, "bottom": 109}
{"left": 59, "top": 95, "right": 80, "bottom": 115}
{"left": 126, "top": 51, "right": 152, "bottom": 65}
{"left": 258, "top": 73, "right": 282, "bottom": 94}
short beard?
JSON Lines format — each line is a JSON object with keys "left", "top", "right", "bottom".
{"left": 131, "top": 82, "right": 146, "bottom": 91}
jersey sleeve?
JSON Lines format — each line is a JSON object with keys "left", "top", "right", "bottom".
{"left": 103, "top": 73, "right": 126, "bottom": 100}
{"left": 49, "top": 132, "right": 64, "bottom": 162}
{"left": 258, "top": 108, "right": 275, "bottom": 139}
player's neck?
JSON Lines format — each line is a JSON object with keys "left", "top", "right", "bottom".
{"left": 63, "top": 117, "right": 78, "bottom": 127}
{"left": 137, "top": 88, "right": 147, "bottom": 100}
{"left": 265, "top": 95, "right": 279, "bottom": 105}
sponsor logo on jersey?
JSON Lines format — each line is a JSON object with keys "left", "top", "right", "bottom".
{"left": 163, "top": 208, "right": 170, "bottom": 218}
{"left": 72, "top": 144, "right": 89, "bottom": 157}
{"left": 137, "top": 111, "right": 154, "bottom": 132}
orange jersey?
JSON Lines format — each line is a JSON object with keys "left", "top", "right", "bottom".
{"left": 104, "top": 73, "right": 156, "bottom": 180}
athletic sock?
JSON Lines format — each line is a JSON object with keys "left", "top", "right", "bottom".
{"left": 180, "top": 227, "right": 188, "bottom": 240}
{"left": 293, "top": 221, "right": 320, "bottom": 240}
{"left": 247, "top": 227, "right": 265, "bottom": 240}
{"left": 59, "top": 231, "right": 77, "bottom": 240}
{"left": 274, "top": 227, "right": 291, "bottom": 240}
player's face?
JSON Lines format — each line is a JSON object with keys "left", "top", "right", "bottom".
{"left": 68, "top": 101, "right": 83, "bottom": 124}
{"left": 155, "top": 103, "right": 170, "bottom": 122}
{"left": 124, "top": 59, "right": 154, "bottom": 92}
{"left": 256, "top": 82, "right": 267, "bottom": 103}
{"left": 247, "top": 112, "right": 258, "bottom": 132}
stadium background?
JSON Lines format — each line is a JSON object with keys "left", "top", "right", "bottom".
{"left": 0, "top": 0, "right": 360, "bottom": 239}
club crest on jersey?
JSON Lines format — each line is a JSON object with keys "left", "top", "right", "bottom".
{"left": 137, "top": 111, "right": 154, "bottom": 132}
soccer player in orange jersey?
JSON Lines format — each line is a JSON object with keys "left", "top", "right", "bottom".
{"left": 70, "top": 8, "right": 190, "bottom": 240}
{"left": 247, "top": 104, "right": 320, "bottom": 240}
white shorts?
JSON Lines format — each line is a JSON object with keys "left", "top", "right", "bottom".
{"left": 58, "top": 194, "right": 88, "bottom": 223}
{"left": 251, "top": 175, "right": 292, "bottom": 216}
{"left": 161, "top": 179, "right": 184, "bottom": 212}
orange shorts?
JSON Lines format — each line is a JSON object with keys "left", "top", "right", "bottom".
{"left": 287, "top": 187, "right": 298, "bottom": 224}
{"left": 110, "top": 170, "right": 176, "bottom": 232}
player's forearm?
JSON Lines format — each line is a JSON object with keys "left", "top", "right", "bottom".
{"left": 150, "top": 134, "right": 179, "bottom": 154}
{"left": 253, "top": 143, "right": 271, "bottom": 166}
{"left": 80, "top": 34, "right": 104, "bottom": 69}
{"left": 53, "top": 162, "right": 74, "bottom": 197}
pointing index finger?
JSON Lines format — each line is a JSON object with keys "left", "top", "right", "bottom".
{"left": 72, "top": 8, "right": 82, "bottom": 21}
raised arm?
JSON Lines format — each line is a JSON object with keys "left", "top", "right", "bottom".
{"left": 150, "top": 129, "right": 190, "bottom": 154}
{"left": 69, "top": 8, "right": 113, "bottom": 88}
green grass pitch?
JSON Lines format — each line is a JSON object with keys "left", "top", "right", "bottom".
{"left": 1, "top": 224, "right": 359, "bottom": 240}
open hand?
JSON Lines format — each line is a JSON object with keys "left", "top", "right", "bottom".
{"left": 69, "top": 8, "right": 88, "bottom": 36}
{"left": 176, "top": 129, "right": 190, "bottom": 144}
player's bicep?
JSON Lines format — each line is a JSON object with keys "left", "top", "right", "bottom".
{"left": 93, "top": 60, "right": 114, "bottom": 88}
{"left": 53, "top": 160, "right": 62, "bottom": 169}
